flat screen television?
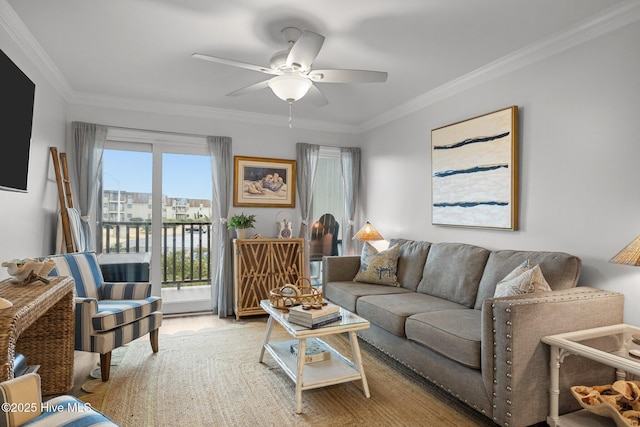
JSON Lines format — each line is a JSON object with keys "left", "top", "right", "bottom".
{"left": 0, "top": 48, "right": 35, "bottom": 193}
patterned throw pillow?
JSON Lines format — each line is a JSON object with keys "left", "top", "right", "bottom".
{"left": 353, "top": 243, "right": 400, "bottom": 286}
{"left": 494, "top": 260, "right": 552, "bottom": 297}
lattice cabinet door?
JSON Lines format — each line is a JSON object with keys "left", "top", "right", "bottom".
{"left": 233, "top": 238, "right": 303, "bottom": 319}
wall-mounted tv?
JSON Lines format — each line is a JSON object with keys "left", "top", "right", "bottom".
{"left": 0, "top": 48, "right": 35, "bottom": 193}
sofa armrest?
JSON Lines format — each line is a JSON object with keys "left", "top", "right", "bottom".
{"left": 322, "top": 255, "right": 361, "bottom": 286}
{"left": 101, "top": 282, "right": 152, "bottom": 299}
{"left": 482, "top": 287, "right": 624, "bottom": 427}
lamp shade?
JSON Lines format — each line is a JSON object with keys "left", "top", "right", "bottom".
{"left": 610, "top": 235, "right": 640, "bottom": 266}
{"left": 352, "top": 221, "right": 384, "bottom": 241}
{"left": 267, "top": 74, "right": 312, "bottom": 102}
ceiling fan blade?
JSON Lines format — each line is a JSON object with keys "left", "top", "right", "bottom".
{"left": 305, "top": 84, "right": 328, "bottom": 107}
{"left": 192, "top": 53, "right": 278, "bottom": 75}
{"left": 308, "top": 69, "right": 388, "bottom": 83}
{"left": 286, "top": 30, "right": 325, "bottom": 71}
{"left": 226, "top": 80, "right": 270, "bottom": 97}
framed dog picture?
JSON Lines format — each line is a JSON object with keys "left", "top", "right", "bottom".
{"left": 234, "top": 156, "right": 296, "bottom": 207}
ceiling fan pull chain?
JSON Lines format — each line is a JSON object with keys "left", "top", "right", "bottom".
{"left": 288, "top": 100, "right": 293, "bottom": 128}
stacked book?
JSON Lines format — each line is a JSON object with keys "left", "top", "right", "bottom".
{"left": 287, "top": 303, "right": 342, "bottom": 328}
{"left": 290, "top": 339, "right": 331, "bottom": 363}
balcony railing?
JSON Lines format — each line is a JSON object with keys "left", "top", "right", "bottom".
{"left": 99, "top": 221, "right": 211, "bottom": 289}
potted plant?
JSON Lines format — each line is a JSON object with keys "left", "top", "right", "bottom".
{"left": 228, "top": 212, "right": 256, "bottom": 239}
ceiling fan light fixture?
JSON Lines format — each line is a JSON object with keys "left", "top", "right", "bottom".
{"left": 267, "top": 74, "right": 312, "bottom": 102}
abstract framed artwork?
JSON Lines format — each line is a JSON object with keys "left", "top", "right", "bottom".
{"left": 234, "top": 156, "right": 296, "bottom": 207}
{"left": 431, "top": 106, "right": 518, "bottom": 230}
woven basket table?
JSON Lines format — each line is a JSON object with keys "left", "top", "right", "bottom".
{"left": 0, "top": 276, "right": 75, "bottom": 395}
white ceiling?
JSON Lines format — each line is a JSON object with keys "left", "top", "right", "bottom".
{"left": 4, "top": 0, "right": 639, "bottom": 132}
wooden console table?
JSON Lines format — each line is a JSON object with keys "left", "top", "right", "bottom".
{"left": 0, "top": 276, "right": 75, "bottom": 395}
{"left": 233, "top": 238, "right": 304, "bottom": 320}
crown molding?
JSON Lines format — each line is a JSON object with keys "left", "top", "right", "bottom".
{"left": 0, "top": 0, "right": 74, "bottom": 101}
{"left": 3, "top": 0, "right": 639, "bottom": 135}
{"left": 359, "top": 0, "right": 640, "bottom": 133}
{"left": 70, "top": 91, "right": 359, "bottom": 134}
{"left": 0, "top": 0, "right": 357, "bottom": 134}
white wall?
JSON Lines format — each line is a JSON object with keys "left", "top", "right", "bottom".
{"left": 360, "top": 21, "right": 640, "bottom": 325}
{"left": 0, "top": 28, "right": 67, "bottom": 280}
{"left": 66, "top": 104, "right": 359, "bottom": 239}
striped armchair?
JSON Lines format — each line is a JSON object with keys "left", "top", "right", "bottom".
{"left": 0, "top": 373, "right": 118, "bottom": 426}
{"left": 49, "top": 252, "right": 162, "bottom": 381}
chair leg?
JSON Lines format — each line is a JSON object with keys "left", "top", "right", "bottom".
{"left": 100, "top": 352, "right": 112, "bottom": 381}
{"left": 150, "top": 328, "right": 159, "bottom": 353}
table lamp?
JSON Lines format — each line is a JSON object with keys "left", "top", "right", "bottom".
{"left": 352, "top": 221, "right": 384, "bottom": 241}
{"left": 610, "top": 235, "right": 640, "bottom": 266}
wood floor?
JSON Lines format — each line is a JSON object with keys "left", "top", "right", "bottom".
{"left": 70, "top": 313, "right": 265, "bottom": 397}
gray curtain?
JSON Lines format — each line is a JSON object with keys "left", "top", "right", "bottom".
{"left": 70, "top": 121, "right": 107, "bottom": 251}
{"left": 208, "top": 136, "right": 233, "bottom": 317}
{"left": 296, "top": 143, "right": 319, "bottom": 277}
{"left": 341, "top": 147, "right": 360, "bottom": 255}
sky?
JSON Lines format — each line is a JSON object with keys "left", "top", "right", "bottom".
{"left": 102, "top": 150, "right": 212, "bottom": 200}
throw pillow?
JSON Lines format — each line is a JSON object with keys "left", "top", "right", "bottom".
{"left": 494, "top": 260, "right": 552, "bottom": 297}
{"left": 353, "top": 243, "right": 400, "bottom": 286}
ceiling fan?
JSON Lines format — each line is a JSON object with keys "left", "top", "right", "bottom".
{"left": 192, "top": 27, "right": 388, "bottom": 107}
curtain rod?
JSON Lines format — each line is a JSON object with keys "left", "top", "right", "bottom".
{"left": 84, "top": 122, "right": 217, "bottom": 140}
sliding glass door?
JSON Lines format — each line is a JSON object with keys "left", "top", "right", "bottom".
{"left": 99, "top": 129, "right": 213, "bottom": 314}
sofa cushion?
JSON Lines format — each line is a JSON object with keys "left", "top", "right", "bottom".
{"left": 417, "top": 243, "right": 490, "bottom": 308}
{"left": 93, "top": 297, "right": 162, "bottom": 331}
{"left": 405, "top": 309, "right": 482, "bottom": 369}
{"left": 353, "top": 243, "right": 400, "bottom": 286}
{"left": 493, "top": 261, "right": 552, "bottom": 298}
{"left": 356, "top": 293, "right": 467, "bottom": 337}
{"left": 323, "top": 281, "right": 410, "bottom": 312}
{"left": 474, "top": 250, "right": 582, "bottom": 309}
{"left": 389, "top": 239, "right": 432, "bottom": 291}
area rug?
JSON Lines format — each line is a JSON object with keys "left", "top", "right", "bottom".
{"left": 79, "top": 321, "right": 493, "bottom": 426}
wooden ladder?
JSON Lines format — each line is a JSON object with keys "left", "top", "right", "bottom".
{"left": 50, "top": 147, "right": 75, "bottom": 253}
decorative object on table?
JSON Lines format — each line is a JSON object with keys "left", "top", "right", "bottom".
{"left": 1, "top": 258, "right": 55, "bottom": 284}
{"left": 287, "top": 302, "right": 342, "bottom": 328}
{"left": 431, "top": 106, "right": 519, "bottom": 230}
{"left": 233, "top": 156, "right": 296, "bottom": 208}
{"left": 228, "top": 212, "right": 256, "bottom": 239}
{"left": 571, "top": 381, "right": 640, "bottom": 427}
{"left": 0, "top": 297, "right": 12, "bottom": 309}
{"left": 290, "top": 338, "right": 332, "bottom": 363}
{"left": 276, "top": 211, "right": 293, "bottom": 238}
{"left": 269, "top": 278, "right": 322, "bottom": 310}
{"left": 352, "top": 221, "right": 384, "bottom": 242}
{"left": 610, "top": 235, "right": 640, "bottom": 266}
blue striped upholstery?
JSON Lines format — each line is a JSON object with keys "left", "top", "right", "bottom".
{"left": 102, "top": 282, "right": 152, "bottom": 299}
{"left": 90, "top": 312, "right": 162, "bottom": 354}
{"left": 47, "top": 252, "right": 162, "bottom": 372}
{"left": 49, "top": 252, "right": 103, "bottom": 299}
{"left": 1, "top": 373, "right": 117, "bottom": 427}
{"left": 93, "top": 298, "right": 162, "bottom": 331}
{"left": 23, "top": 395, "right": 117, "bottom": 426}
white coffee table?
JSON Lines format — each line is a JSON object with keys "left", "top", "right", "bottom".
{"left": 543, "top": 324, "right": 640, "bottom": 427}
{"left": 259, "top": 299, "right": 371, "bottom": 413}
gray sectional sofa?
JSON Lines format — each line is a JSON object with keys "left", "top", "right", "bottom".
{"left": 322, "top": 239, "right": 625, "bottom": 427}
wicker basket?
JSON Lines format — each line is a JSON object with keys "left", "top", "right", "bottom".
{"left": 269, "top": 278, "right": 322, "bottom": 310}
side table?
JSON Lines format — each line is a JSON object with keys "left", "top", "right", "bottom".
{"left": 0, "top": 276, "right": 75, "bottom": 395}
{"left": 543, "top": 324, "right": 640, "bottom": 427}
